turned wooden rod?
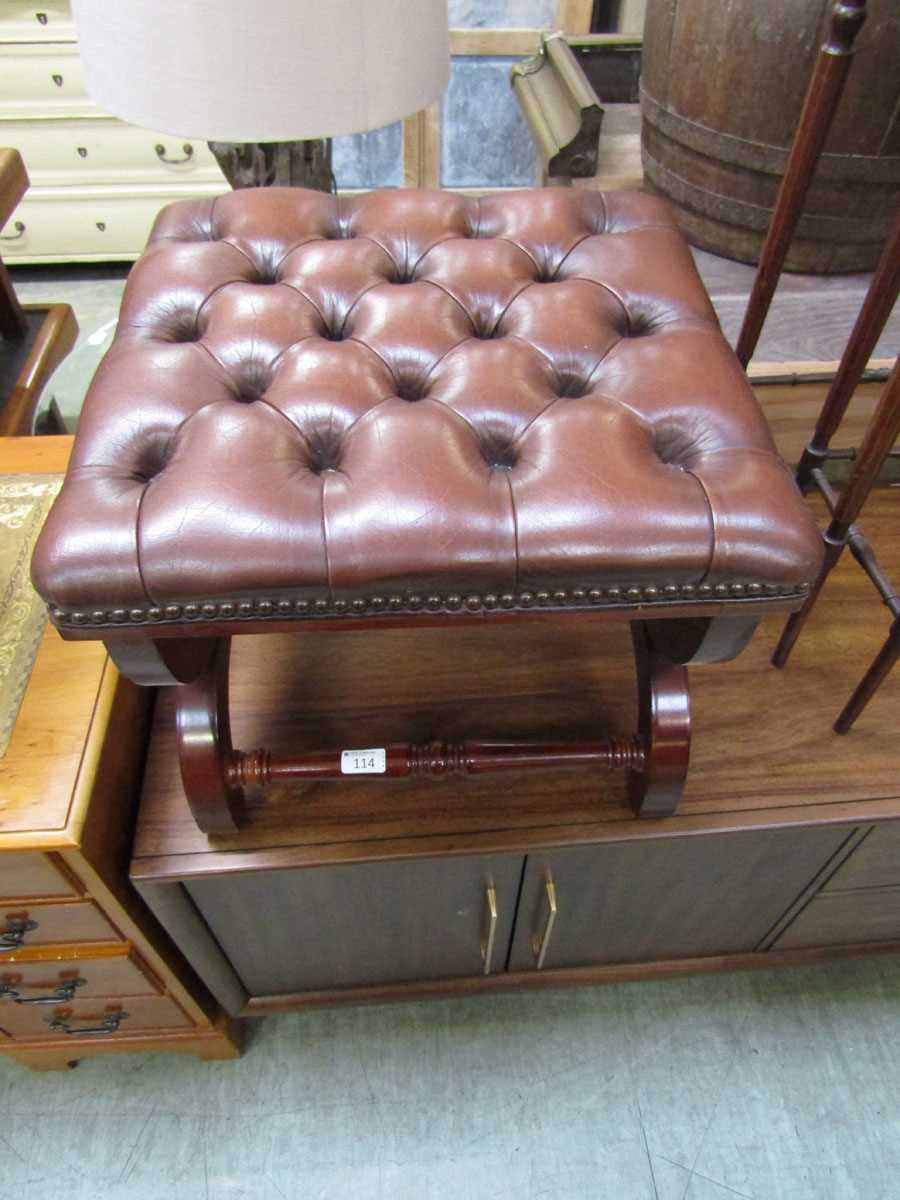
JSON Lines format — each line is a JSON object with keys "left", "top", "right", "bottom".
{"left": 812, "top": 470, "right": 900, "bottom": 615}
{"left": 228, "top": 737, "right": 646, "bottom": 787}
{"left": 736, "top": 0, "right": 868, "bottom": 368}
{"left": 827, "top": 355, "right": 900, "bottom": 542}
{"left": 797, "top": 203, "right": 900, "bottom": 488}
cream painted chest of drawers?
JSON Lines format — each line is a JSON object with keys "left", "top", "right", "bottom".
{"left": 0, "top": 1, "right": 226, "bottom": 262}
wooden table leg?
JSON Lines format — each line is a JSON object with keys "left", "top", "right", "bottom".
{"left": 795, "top": 204, "right": 900, "bottom": 489}
{"left": 774, "top": 356, "right": 900, "bottom": 668}
{"left": 736, "top": 0, "right": 868, "bottom": 368}
{"left": 834, "top": 618, "right": 900, "bottom": 734}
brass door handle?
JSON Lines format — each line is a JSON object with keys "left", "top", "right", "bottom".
{"left": 0, "top": 977, "right": 85, "bottom": 1004}
{"left": 0, "top": 918, "right": 38, "bottom": 951}
{"left": 480, "top": 885, "right": 498, "bottom": 975}
{"left": 531, "top": 877, "right": 558, "bottom": 969}
{"left": 155, "top": 142, "right": 194, "bottom": 165}
{"left": 0, "top": 221, "right": 26, "bottom": 242}
{"left": 46, "top": 1010, "right": 128, "bottom": 1036}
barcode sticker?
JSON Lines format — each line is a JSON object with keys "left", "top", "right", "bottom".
{"left": 340, "top": 748, "right": 387, "bottom": 775}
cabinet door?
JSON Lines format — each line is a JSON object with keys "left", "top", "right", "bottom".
{"left": 186, "top": 854, "right": 522, "bottom": 996}
{"left": 508, "top": 827, "right": 852, "bottom": 972}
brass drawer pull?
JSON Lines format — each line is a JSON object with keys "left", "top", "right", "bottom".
{"left": 77, "top": 146, "right": 88, "bottom": 158}
{"left": 0, "top": 918, "right": 38, "bottom": 951}
{"left": 0, "top": 977, "right": 85, "bottom": 1005}
{"left": 36, "top": 12, "right": 49, "bottom": 24}
{"left": 0, "top": 221, "right": 26, "bottom": 242}
{"left": 480, "top": 885, "right": 498, "bottom": 976}
{"left": 46, "top": 1010, "right": 128, "bottom": 1036}
{"left": 155, "top": 142, "right": 194, "bottom": 165}
{"left": 52, "top": 73, "right": 63, "bottom": 87}
{"left": 531, "top": 877, "right": 558, "bottom": 969}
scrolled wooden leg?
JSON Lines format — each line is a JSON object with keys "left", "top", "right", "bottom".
{"left": 104, "top": 637, "right": 218, "bottom": 686}
{"left": 175, "top": 638, "right": 244, "bottom": 835}
{"left": 628, "top": 622, "right": 691, "bottom": 819}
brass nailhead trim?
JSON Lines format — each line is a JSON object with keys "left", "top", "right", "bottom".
{"left": 51, "top": 580, "right": 810, "bottom": 629}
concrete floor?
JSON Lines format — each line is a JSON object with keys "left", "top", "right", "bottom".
{"left": 2, "top": 956, "right": 899, "bottom": 1199}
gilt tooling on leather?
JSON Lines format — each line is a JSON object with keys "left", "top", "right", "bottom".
{"left": 32, "top": 187, "right": 822, "bottom": 628}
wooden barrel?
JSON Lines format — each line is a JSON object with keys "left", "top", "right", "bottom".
{"left": 640, "top": 0, "right": 900, "bottom": 273}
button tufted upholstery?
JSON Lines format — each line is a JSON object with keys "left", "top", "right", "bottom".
{"left": 32, "top": 186, "right": 821, "bottom": 631}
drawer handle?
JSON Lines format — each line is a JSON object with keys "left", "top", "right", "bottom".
{"left": 1, "top": 977, "right": 86, "bottom": 1005}
{"left": 0, "top": 221, "right": 26, "bottom": 242}
{"left": 46, "top": 1010, "right": 128, "bottom": 1037}
{"left": 155, "top": 142, "right": 194, "bottom": 165}
{"left": 480, "top": 885, "right": 498, "bottom": 976}
{"left": 0, "top": 918, "right": 38, "bottom": 951}
{"left": 531, "top": 876, "right": 558, "bottom": 970}
{"left": 96, "top": 222, "right": 106, "bottom": 232}
{"left": 77, "top": 146, "right": 88, "bottom": 158}
{"left": 36, "top": 12, "right": 49, "bottom": 24}
{"left": 52, "top": 73, "right": 63, "bottom": 87}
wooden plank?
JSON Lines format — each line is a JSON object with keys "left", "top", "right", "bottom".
{"left": 773, "top": 888, "right": 900, "bottom": 949}
{"left": 0, "top": 303, "right": 78, "bottom": 435}
{"left": 0, "top": 147, "right": 28, "bottom": 230}
{"left": 0, "top": 433, "right": 71, "bottom": 473}
{"left": 555, "top": 0, "right": 594, "bottom": 34}
{"left": 242, "top": 938, "right": 900, "bottom": 1013}
{"left": 422, "top": 101, "right": 442, "bottom": 190}
{"left": 401, "top": 104, "right": 441, "bottom": 190}
{"left": 753, "top": 379, "right": 883, "bottom": 467}
{"left": 402, "top": 111, "right": 424, "bottom": 188}
{"left": 821, "top": 822, "right": 900, "bottom": 891}
{"left": 449, "top": 28, "right": 543, "bottom": 55}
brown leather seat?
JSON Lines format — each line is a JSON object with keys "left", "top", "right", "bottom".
{"left": 32, "top": 186, "right": 821, "bottom": 631}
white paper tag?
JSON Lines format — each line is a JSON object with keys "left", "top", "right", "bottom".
{"left": 340, "top": 748, "right": 387, "bottom": 775}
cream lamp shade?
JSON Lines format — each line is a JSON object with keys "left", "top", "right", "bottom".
{"left": 70, "top": 0, "right": 450, "bottom": 142}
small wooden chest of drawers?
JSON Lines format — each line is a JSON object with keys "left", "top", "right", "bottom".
{"left": 0, "top": 436, "right": 240, "bottom": 1071}
{"left": 0, "top": 2, "right": 226, "bottom": 263}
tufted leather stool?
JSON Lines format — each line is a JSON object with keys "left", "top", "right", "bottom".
{"left": 32, "top": 187, "right": 822, "bottom": 834}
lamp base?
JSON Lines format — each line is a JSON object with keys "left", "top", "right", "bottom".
{"left": 208, "top": 139, "right": 333, "bottom": 191}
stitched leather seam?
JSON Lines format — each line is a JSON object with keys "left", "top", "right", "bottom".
{"left": 597, "top": 189, "right": 609, "bottom": 234}
{"left": 321, "top": 470, "right": 334, "bottom": 596}
{"left": 511, "top": 392, "right": 564, "bottom": 449}
{"left": 275, "top": 279, "right": 328, "bottom": 327}
{"left": 550, "top": 230, "right": 597, "bottom": 279}
{"left": 491, "top": 280, "right": 536, "bottom": 335}
{"left": 505, "top": 470, "right": 520, "bottom": 593}
{"left": 682, "top": 467, "right": 717, "bottom": 586}
{"left": 416, "top": 278, "right": 475, "bottom": 331}
{"left": 132, "top": 481, "right": 154, "bottom": 605}
{"left": 420, "top": 333, "right": 479, "bottom": 391}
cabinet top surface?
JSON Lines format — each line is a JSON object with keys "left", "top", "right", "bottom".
{"left": 0, "top": 437, "right": 113, "bottom": 848}
{"left": 132, "top": 484, "right": 900, "bottom": 879}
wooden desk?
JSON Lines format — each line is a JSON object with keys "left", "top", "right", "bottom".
{"left": 0, "top": 436, "right": 241, "bottom": 1070}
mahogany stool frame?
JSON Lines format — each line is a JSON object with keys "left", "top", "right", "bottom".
{"left": 102, "top": 612, "right": 760, "bottom": 835}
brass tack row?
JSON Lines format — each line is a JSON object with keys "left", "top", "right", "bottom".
{"left": 51, "top": 579, "right": 810, "bottom": 628}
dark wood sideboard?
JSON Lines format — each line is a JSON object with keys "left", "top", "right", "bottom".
{"left": 130, "top": 490, "right": 900, "bottom": 1016}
